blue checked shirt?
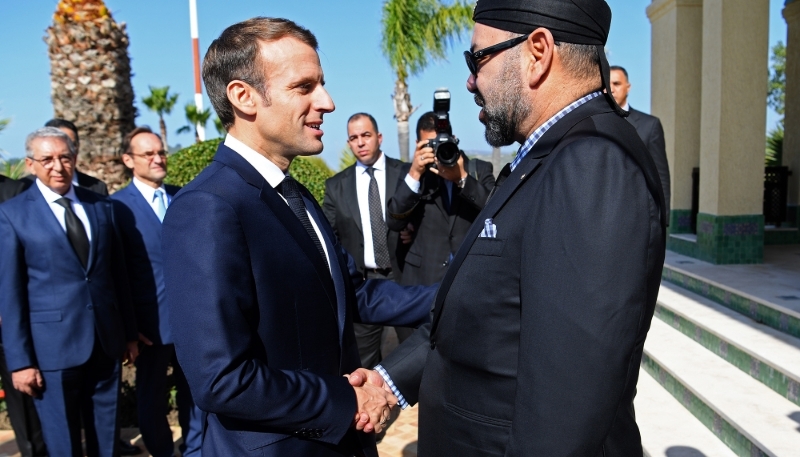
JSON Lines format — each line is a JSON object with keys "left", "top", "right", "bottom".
{"left": 375, "top": 364, "right": 409, "bottom": 409}
{"left": 510, "top": 91, "right": 602, "bottom": 171}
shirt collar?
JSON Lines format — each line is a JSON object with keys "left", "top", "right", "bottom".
{"left": 621, "top": 102, "right": 630, "bottom": 112}
{"left": 36, "top": 178, "right": 79, "bottom": 204}
{"left": 511, "top": 91, "right": 602, "bottom": 171}
{"left": 132, "top": 176, "right": 166, "bottom": 202}
{"left": 224, "top": 134, "right": 287, "bottom": 188}
{"left": 355, "top": 151, "right": 386, "bottom": 174}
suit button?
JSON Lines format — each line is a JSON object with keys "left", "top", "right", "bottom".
{"left": 442, "top": 261, "right": 449, "bottom": 267}
{"left": 430, "top": 339, "right": 436, "bottom": 350}
{"left": 85, "top": 277, "right": 91, "bottom": 282}
{"left": 86, "top": 305, "right": 94, "bottom": 310}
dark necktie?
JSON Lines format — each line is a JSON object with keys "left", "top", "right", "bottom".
{"left": 55, "top": 197, "right": 90, "bottom": 268}
{"left": 277, "top": 177, "right": 330, "bottom": 271}
{"left": 487, "top": 163, "right": 512, "bottom": 203}
{"left": 365, "top": 167, "right": 391, "bottom": 269}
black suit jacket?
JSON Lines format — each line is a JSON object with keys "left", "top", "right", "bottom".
{"left": 381, "top": 96, "right": 666, "bottom": 456}
{"left": 322, "top": 155, "right": 406, "bottom": 276}
{"left": 0, "top": 175, "right": 25, "bottom": 203}
{"left": 628, "top": 107, "right": 670, "bottom": 219}
{"left": 386, "top": 157, "right": 494, "bottom": 286}
{"left": 21, "top": 171, "right": 109, "bottom": 196}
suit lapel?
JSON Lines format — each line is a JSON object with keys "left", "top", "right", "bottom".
{"left": 28, "top": 187, "right": 88, "bottom": 271}
{"left": 125, "top": 185, "right": 162, "bottom": 226}
{"left": 79, "top": 193, "right": 99, "bottom": 272}
{"left": 343, "top": 167, "right": 363, "bottom": 235}
{"left": 429, "top": 98, "right": 613, "bottom": 336}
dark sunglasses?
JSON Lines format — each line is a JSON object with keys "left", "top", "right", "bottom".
{"left": 464, "top": 34, "right": 529, "bottom": 76}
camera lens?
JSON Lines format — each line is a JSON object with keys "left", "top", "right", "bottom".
{"left": 436, "top": 142, "right": 460, "bottom": 166}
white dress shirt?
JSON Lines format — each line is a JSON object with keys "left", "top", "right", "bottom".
{"left": 224, "top": 135, "right": 331, "bottom": 272}
{"left": 132, "top": 177, "right": 170, "bottom": 217}
{"left": 36, "top": 179, "right": 92, "bottom": 243}
{"left": 355, "top": 152, "right": 387, "bottom": 269}
{"left": 404, "top": 172, "right": 454, "bottom": 206}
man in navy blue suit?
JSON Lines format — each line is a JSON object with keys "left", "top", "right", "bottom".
{"left": 162, "top": 17, "right": 436, "bottom": 456}
{"left": 0, "top": 127, "right": 139, "bottom": 457}
{"left": 112, "top": 126, "right": 203, "bottom": 457}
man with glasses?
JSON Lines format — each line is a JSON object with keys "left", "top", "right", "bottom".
{"left": 348, "top": 1, "right": 667, "bottom": 454}
{"left": 111, "top": 126, "right": 203, "bottom": 457}
{"left": 0, "top": 127, "right": 139, "bottom": 457}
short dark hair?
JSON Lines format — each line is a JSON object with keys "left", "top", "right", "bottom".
{"left": 415, "top": 112, "right": 438, "bottom": 141}
{"left": 44, "top": 118, "right": 79, "bottom": 148}
{"left": 203, "top": 17, "right": 318, "bottom": 130}
{"left": 556, "top": 42, "right": 601, "bottom": 82}
{"left": 610, "top": 65, "right": 629, "bottom": 80}
{"left": 347, "top": 113, "right": 379, "bottom": 133}
{"left": 121, "top": 126, "right": 159, "bottom": 155}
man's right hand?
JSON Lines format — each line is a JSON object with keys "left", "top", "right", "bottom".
{"left": 408, "top": 140, "right": 435, "bottom": 181}
{"left": 12, "top": 367, "right": 43, "bottom": 397}
{"left": 352, "top": 380, "right": 397, "bottom": 434}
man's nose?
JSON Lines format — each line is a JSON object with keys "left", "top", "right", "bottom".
{"left": 466, "top": 73, "right": 477, "bottom": 93}
{"left": 315, "top": 87, "right": 335, "bottom": 113}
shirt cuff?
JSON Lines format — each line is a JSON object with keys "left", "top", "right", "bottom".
{"left": 374, "top": 364, "right": 409, "bottom": 409}
{"left": 404, "top": 174, "right": 421, "bottom": 194}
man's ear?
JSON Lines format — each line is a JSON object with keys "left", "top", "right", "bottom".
{"left": 227, "top": 80, "right": 259, "bottom": 117}
{"left": 121, "top": 154, "right": 135, "bottom": 170}
{"left": 523, "top": 27, "right": 555, "bottom": 89}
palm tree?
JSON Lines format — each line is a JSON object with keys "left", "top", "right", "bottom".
{"left": 213, "top": 117, "right": 226, "bottom": 138}
{"left": 381, "top": 0, "right": 473, "bottom": 161}
{"left": 142, "top": 86, "right": 179, "bottom": 151}
{"left": 177, "top": 103, "right": 212, "bottom": 144}
{"left": 45, "top": 0, "right": 136, "bottom": 158}
{"left": 338, "top": 145, "right": 356, "bottom": 171}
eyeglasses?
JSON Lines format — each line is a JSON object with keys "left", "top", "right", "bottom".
{"left": 29, "top": 155, "right": 74, "bottom": 169}
{"left": 129, "top": 150, "right": 168, "bottom": 160}
{"left": 464, "top": 34, "right": 529, "bottom": 76}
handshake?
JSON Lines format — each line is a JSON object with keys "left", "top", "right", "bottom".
{"left": 347, "top": 368, "right": 396, "bottom": 434}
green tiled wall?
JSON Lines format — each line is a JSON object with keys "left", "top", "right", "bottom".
{"left": 669, "top": 209, "right": 694, "bottom": 235}
{"left": 654, "top": 305, "right": 800, "bottom": 406}
{"left": 661, "top": 267, "right": 800, "bottom": 340}
{"left": 695, "top": 213, "right": 763, "bottom": 264}
{"left": 764, "top": 228, "right": 800, "bottom": 245}
{"left": 667, "top": 235, "right": 698, "bottom": 258}
{"left": 642, "top": 354, "right": 768, "bottom": 457}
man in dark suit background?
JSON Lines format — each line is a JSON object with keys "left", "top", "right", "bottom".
{"left": 20, "top": 119, "right": 109, "bottom": 197}
{"left": 111, "top": 126, "right": 202, "bottom": 457}
{"left": 162, "top": 17, "right": 435, "bottom": 456}
{"left": 0, "top": 174, "right": 46, "bottom": 457}
{"left": 611, "top": 65, "right": 671, "bottom": 220}
{"left": 323, "top": 113, "right": 408, "bottom": 366}
{"left": 0, "top": 127, "right": 139, "bottom": 457}
{"left": 349, "top": 1, "right": 667, "bottom": 455}
{"left": 386, "top": 112, "right": 494, "bottom": 287}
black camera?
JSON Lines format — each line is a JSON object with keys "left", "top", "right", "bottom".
{"left": 427, "top": 88, "right": 460, "bottom": 167}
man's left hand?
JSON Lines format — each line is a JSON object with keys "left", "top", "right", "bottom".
{"left": 123, "top": 341, "right": 139, "bottom": 366}
{"left": 430, "top": 153, "right": 467, "bottom": 184}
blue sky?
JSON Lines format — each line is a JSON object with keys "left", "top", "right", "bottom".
{"left": 0, "top": 0, "right": 789, "bottom": 168}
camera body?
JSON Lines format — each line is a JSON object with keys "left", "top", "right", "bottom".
{"left": 427, "top": 88, "right": 461, "bottom": 168}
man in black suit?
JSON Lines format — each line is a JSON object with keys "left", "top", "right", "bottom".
{"left": 0, "top": 174, "right": 47, "bottom": 457}
{"left": 386, "top": 112, "right": 494, "bottom": 287}
{"left": 349, "top": 1, "right": 667, "bottom": 455}
{"left": 611, "top": 65, "right": 671, "bottom": 219}
{"left": 20, "top": 119, "right": 109, "bottom": 197}
{"left": 323, "top": 113, "right": 408, "bottom": 367}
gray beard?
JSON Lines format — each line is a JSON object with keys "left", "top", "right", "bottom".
{"left": 477, "top": 60, "right": 530, "bottom": 147}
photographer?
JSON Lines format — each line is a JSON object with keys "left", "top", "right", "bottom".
{"left": 387, "top": 110, "right": 494, "bottom": 289}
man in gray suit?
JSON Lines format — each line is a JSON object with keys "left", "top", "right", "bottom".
{"left": 611, "top": 65, "right": 671, "bottom": 221}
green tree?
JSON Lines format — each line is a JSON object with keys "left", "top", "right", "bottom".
{"left": 213, "top": 117, "right": 226, "bottom": 137}
{"left": 338, "top": 145, "right": 356, "bottom": 170}
{"left": 381, "top": 0, "right": 473, "bottom": 161}
{"left": 767, "top": 41, "right": 786, "bottom": 120}
{"left": 177, "top": 103, "right": 212, "bottom": 144}
{"left": 142, "top": 86, "right": 179, "bottom": 150}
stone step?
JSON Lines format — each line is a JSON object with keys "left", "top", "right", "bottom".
{"left": 656, "top": 282, "right": 800, "bottom": 407}
{"left": 662, "top": 262, "right": 800, "bottom": 341}
{"left": 643, "top": 318, "right": 800, "bottom": 457}
{"left": 636, "top": 367, "right": 737, "bottom": 457}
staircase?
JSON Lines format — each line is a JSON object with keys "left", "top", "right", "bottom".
{"left": 637, "top": 248, "right": 800, "bottom": 457}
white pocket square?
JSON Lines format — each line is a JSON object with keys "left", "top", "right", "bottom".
{"left": 478, "top": 218, "right": 497, "bottom": 238}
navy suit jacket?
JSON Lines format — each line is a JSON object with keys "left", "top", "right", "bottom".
{"left": 111, "top": 183, "right": 180, "bottom": 345}
{"left": 162, "top": 144, "right": 435, "bottom": 456}
{"left": 0, "top": 185, "right": 136, "bottom": 372}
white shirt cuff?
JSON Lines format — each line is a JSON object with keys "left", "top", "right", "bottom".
{"left": 374, "top": 365, "right": 409, "bottom": 409}
{"left": 404, "top": 174, "right": 421, "bottom": 194}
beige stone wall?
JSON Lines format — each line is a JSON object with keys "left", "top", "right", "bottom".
{"left": 648, "top": 0, "right": 703, "bottom": 212}
{"left": 784, "top": 1, "right": 800, "bottom": 206}
{"left": 698, "top": 0, "right": 769, "bottom": 216}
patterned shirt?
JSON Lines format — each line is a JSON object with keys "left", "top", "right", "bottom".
{"left": 510, "top": 91, "right": 602, "bottom": 171}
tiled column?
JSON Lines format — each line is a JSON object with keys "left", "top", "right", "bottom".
{"left": 697, "top": 0, "right": 769, "bottom": 264}
{"left": 647, "top": 0, "right": 703, "bottom": 236}
{"left": 784, "top": 0, "right": 800, "bottom": 226}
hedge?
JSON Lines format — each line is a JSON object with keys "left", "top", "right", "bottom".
{"left": 165, "top": 138, "right": 334, "bottom": 203}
